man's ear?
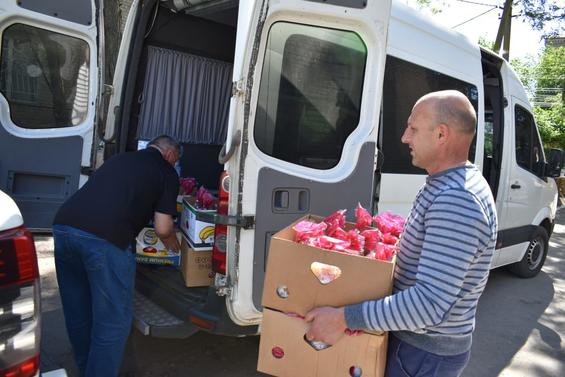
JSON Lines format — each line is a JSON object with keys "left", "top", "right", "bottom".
{"left": 437, "top": 124, "right": 449, "bottom": 144}
{"left": 164, "top": 149, "right": 176, "bottom": 165}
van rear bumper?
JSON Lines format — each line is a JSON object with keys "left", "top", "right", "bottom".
{"left": 134, "top": 265, "right": 258, "bottom": 338}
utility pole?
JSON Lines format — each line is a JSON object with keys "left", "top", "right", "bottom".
{"left": 493, "top": 0, "right": 513, "bottom": 61}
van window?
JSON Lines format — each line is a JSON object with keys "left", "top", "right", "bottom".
{"left": 254, "top": 22, "right": 367, "bottom": 169}
{"left": 515, "top": 105, "right": 544, "bottom": 177}
{"left": 0, "top": 23, "right": 90, "bottom": 129}
{"left": 380, "top": 56, "right": 479, "bottom": 175}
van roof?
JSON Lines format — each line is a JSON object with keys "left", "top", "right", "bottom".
{"left": 388, "top": 1, "right": 482, "bottom": 85}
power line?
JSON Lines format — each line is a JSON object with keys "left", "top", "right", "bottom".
{"left": 452, "top": 6, "right": 498, "bottom": 28}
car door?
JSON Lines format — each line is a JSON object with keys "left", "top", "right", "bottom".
{"left": 0, "top": 1, "right": 99, "bottom": 229}
{"left": 223, "top": 0, "right": 392, "bottom": 325}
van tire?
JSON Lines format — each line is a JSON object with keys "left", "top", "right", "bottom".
{"left": 507, "top": 227, "right": 549, "bottom": 279}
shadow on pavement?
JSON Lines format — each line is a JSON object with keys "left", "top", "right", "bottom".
{"left": 463, "top": 210, "right": 565, "bottom": 377}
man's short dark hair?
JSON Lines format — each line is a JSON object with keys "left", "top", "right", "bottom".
{"left": 147, "top": 135, "right": 181, "bottom": 155}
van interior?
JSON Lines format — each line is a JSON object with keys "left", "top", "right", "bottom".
{"left": 116, "top": 0, "right": 239, "bottom": 191}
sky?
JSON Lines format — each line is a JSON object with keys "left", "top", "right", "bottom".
{"left": 404, "top": 0, "right": 545, "bottom": 60}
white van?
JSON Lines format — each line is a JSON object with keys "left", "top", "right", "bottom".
{"left": 0, "top": 0, "right": 559, "bottom": 337}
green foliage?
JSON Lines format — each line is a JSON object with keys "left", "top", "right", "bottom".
{"left": 537, "top": 46, "right": 565, "bottom": 91}
{"left": 510, "top": 54, "right": 539, "bottom": 98}
{"left": 533, "top": 96, "right": 565, "bottom": 149}
{"left": 511, "top": 46, "right": 565, "bottom": 150}
{"left": 478, "top": 36, "right": 494, "bottom": 50}
{"left": 412, "top": 0, "right": 446, "bottom": 15}
{"left": 519, "top": 0, "right": 565, "bottom": 35}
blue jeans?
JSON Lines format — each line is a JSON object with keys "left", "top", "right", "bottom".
{"left": 53, "top": 225, "right": 136, "bottom": 377}
{"left": 385, "top": 334, "right": 471, "bottom": 377}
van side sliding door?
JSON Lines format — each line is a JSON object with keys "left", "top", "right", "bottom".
{"left": 0, "top": 1, "right": 99, "bottom": 229}
{"left": 225, "top": 0, "right": 392, "bottom": 325}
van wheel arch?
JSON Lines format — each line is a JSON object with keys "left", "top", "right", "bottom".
{"left": 507, "top": 226, "right": 549, "bottom": 279}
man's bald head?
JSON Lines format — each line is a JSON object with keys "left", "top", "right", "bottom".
{"left": 417, "top": 90, "right": 477, "bottom": 135}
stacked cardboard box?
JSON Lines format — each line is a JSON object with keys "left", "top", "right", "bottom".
{"left": 258, "top": 215, "right": 395, "bottom": 377}
{"left": 135, "top": 227, "right": 182, "bottom": 267}
{"left": 179, "top": 236, "right": 213, "bottom": 287}
{"left": 180, "top": 196, "right": 215, "bottom": 250}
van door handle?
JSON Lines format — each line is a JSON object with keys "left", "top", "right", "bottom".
{"left": 218, "top": 130, "right": 241, "bottom": 164}
{"left": 511, "top": 183, "right": 521, "bottom": 189}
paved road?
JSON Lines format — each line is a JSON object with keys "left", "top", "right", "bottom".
{"left": 38, "top": 210, "right": 565, "bottom": 376}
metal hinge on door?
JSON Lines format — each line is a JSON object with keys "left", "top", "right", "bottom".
{"left": 215, "top": 274, "right": 232, "bottom": 297}
{"left": 195, "top": 212, "right": 255, "bottom": 229}
{"left": 231, "top": 79, "right": 245, "bottom": 97}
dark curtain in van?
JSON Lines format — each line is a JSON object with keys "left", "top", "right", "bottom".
{"left": 137, "top": 46, "right": 232, "bottom": 145}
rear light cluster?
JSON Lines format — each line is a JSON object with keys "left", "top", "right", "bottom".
{"left": 0, "top": 226, "right": 40, "bottom": 377}
{"left": 212, "top": 171, "right": 229, "bottom": 275}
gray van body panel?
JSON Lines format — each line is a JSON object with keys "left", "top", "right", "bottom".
{"left": 17, "top": 0, "right": 93, "bottom": 26}
{"left": 252, "top": 142, "right": 376, "bottom": 307}
{"left": 0, "top": 125, "right": 82, "bottom": 229}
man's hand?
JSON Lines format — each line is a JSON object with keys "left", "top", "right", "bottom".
{"left": 154, "top": 212, "right": 180, "bottom": 252}
{"left": 304, "top": 306, "right": 347, "bottom": 346}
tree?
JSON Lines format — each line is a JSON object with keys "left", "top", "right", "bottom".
{"left": 512, "top": 46, "right": 565, "bottom": 149}
{"left": 520, "top": 0, "right": 565, "bottom": 35}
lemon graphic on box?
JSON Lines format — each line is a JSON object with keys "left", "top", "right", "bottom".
{"left": 199, "top": 226, "right": 215, "bottom": 242}
{"left": 143, "top": 229, "right": 158, "bottom": 245}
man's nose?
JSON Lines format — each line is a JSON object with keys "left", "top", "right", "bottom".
{"left": 401, "top": 129, "right": 409, "bottom": 144}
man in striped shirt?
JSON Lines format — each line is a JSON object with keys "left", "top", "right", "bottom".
{"left": 305, "top": 90, "right": 498, "bottom": 377}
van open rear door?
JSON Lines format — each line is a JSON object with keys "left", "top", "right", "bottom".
{"left": 0, "top": 1, "right": 100, "bottom": 229}
{"left": 223, "top": 0, "right": 392, "bottom": 325}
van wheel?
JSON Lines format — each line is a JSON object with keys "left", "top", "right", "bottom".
{"left": 508, "top": 227, "right": 549, "bottom": 278}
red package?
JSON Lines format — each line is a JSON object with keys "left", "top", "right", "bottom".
{"left": 381, "top": 233, "right": 398, "bottom": 245}
{"left": 328, "top": 226, "right": 347, "bottom": 240}
{"left": 179, "top": 177, "right": 197, "bottom": 195}
{"left": 373, "top": 211, "right": 405, "bottom": 237}
{"left": 323, "top": 209, "right": 347, "bottom": 236}
{"left": 361, "top": 228, "right": 381, "bottom": 252}
{"left": 355, "top": 203, "right": 373, "bottom": 230}
{"left": 374, "top": 242, "right": 397, "bottom": 261}
{"left": 307, "top": 235, "right": 351, "bottom": 252}
{"left": 201, "top": 191, "right": 217, "bottom": 209}
{"left": 346, "top": 229, "right": 365, "bottom": 252}
{"left": 293, "top": 220, "right": 328, "bottom": 243}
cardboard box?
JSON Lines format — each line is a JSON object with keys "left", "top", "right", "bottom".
{"left": 261, "top": 215, "right": 395, "bottom": 317}
{"left": 180, "top": 236, "right": 213, "bottom": 287}
{"left": 258, "top": 309, "right": 388, "bottom": 377}
{"left": 258, "top": 215, "right": 395, "bottom": 377}
{"left": 180, "top": 196, "right": 215, "bottom": 250}
{"left": 135, "top": 227, "right": 181, "bottom": 267}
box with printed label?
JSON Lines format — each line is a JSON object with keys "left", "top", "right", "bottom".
{"left": 180, "top": 236, "right": 213, "bottom": 287}
{"left": 257, "top": 214, "right": 395, "bottom": 377}
{"left": 180, "top": 196, "right": 215, "bottom": 250}
{"left": 135, "top": 227, "right": 181, "bottom": 267}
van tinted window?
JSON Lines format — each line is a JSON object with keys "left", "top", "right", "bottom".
{"left": 254, "top": 22, "right": 366, "bottom": 169}
{"left": 515, "top": 105, "right": 544, "bottom": 177}
{"left": 0, "top": 23, "right": 90, "bottom": 129}
{"left": 380, "top": 56, "right": 479, "bottom": 174}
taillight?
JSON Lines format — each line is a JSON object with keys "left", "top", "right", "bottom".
{"left": 212, "top": 171, "right": 229, "bottom": 275}
{"left": 0, "top": 226, "right": 40, "bottom": 376}
{"left": 0, "top": 227, "right": 39, "bottom": 288}
{"left": 0, "top": 354, "right": 39, "bottom": 377}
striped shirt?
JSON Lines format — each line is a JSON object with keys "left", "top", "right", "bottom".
{"left": 345, "top": 164, "right": 497, "bottom": 355}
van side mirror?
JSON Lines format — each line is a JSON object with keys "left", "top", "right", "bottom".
{"left": 546, "top": 149, "right": 564, "bottom": 178}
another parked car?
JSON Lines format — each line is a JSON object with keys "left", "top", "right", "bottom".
{"left": 0, "top": 189, "right": 41, "bottom": 377}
